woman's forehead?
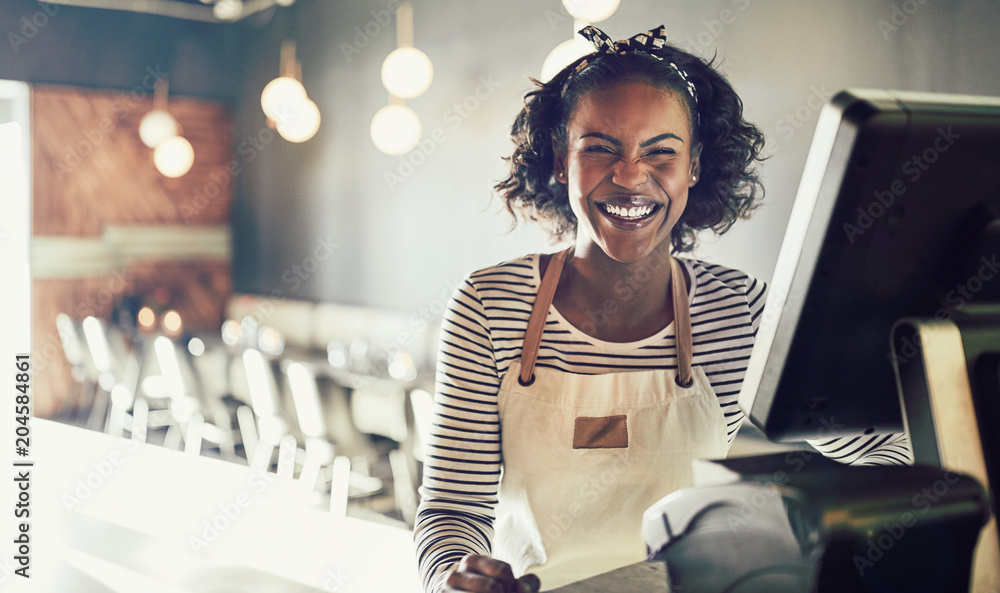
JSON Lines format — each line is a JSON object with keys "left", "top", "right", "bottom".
{"left": 568, "top": 82, "right": 693, "bottom": 139}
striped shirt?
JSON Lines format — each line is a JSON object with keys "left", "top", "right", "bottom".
{"left": 414, "top": 254, "right": 911, "bottom": 591}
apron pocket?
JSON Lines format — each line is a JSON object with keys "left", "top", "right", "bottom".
{"left": 573, "top": 415, "right": 628, "bottom": 449}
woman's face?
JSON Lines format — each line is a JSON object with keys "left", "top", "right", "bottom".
{"left": 554, "top": 80, "right": 700, "bottom": 263}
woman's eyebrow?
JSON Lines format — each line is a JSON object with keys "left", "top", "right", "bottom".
{"left": 640, "top": 133, "right": 684, "bottom": 147}
{"left": 578, "top": 132, "right": 685, "bottom": 146}
{"left": 579, "top": 132, "right": 620, "bottom": 145}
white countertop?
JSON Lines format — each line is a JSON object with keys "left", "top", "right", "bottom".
{"left": 0, "top": 419, "right": 421, "bottom": 593}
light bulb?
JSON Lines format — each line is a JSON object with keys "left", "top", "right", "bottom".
{"left": 275, "top": 98, "right": 321, "bottom": 143}
{"left": 562, "top": 0, "right": 620, "bottom": 23}
{"left": 541, "top": 37, "right": 595, "bottom": 82}
{"left": 137, "top": 306, "right": 156, "bottom": 330}
{"left": 153, "top": 135, "right": 194, "bottom": 178}
{"left": 138, "top": 109, "right": 178, "bottom": 148}
{"left": 381, "top": 47, "right": 434, "bottom": 99}
{"left": 370, "top": 104, "right": 421, "bottom": 155}
{"left": 187, "top": 337, "right": 205, "bottom": 357}
{"left": 163, "top": 310, "right": 182, "bottom": 335}
{"left": 213, "top": 0, "right": 242, "bottom": 20}
{"left": 221, "top": 319, "right": 242, "bottom": 346}
{"left": 261, "top": 76, "right": 307, "bottom": 121}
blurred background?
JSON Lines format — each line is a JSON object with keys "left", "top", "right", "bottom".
{"left": 2, "top": 0, "right": 1000, "bottom": 547}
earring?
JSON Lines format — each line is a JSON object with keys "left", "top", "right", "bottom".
{"left": 692, "top": 174, "right": 698, "bottom": 182}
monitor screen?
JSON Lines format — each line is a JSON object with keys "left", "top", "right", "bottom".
{"left": 739, "top": 89, "right": 1000, "bottom": 442}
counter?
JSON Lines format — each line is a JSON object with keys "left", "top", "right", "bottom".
{"left": 1, "top": 419, "right": 421, "bottom": 592}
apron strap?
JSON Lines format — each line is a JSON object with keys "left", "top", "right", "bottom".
{"left": 518, "top": 249, "right": 693, "bottom": 388}
{"left": 670, "top": 256, "right": 694, "bottom": 388}
{"left": 519, "top": 248, "right": 570, "bottom": 386}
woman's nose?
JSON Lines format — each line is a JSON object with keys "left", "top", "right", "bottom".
{"left": 611, "top": 158, "right": 647, "bottom": 189}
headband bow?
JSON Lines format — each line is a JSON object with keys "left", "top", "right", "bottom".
{"left": 568, "top": 25, "right": 699, "bottom": 121}
{"left": 579, "top": 24, "right": 669, "bottom": 56}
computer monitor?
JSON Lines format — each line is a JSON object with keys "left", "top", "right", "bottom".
{"left": 738, "top": 89, "right": 1000, "bottom": 442}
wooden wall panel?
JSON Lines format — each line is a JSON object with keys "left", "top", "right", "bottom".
{"left": 31, "top": 84, "right": 235, "bottom": 419}
{"left": 32, "top": 84, "right": 234, "bottom": 235}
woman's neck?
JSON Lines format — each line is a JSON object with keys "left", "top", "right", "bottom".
{"left": 552, "top": 242, "right": 681, "bottom": 342}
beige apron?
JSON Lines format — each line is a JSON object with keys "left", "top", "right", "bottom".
{"left": 494, "top": 248, "right": 730, "bottom": 590}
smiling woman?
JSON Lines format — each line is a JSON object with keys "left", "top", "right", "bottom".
{"left": 413, "top": 25, "right": 912, "bottom": 593}
{"left": 497, "top": 24, "right": 764, "bottom": 255}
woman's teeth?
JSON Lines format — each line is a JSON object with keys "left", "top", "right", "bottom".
{"left": 600, "top": 203, "right": 657, "bottom": 220}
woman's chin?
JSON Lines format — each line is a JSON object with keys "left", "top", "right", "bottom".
{"left": 597, "top": 240, "right": 664, "bottom": 265}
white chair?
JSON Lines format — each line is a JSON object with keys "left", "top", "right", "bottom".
{"left": 80, "top": 316, "right": 143, "bottom": 436}
{"left": 283, "top": 360, "right": 383, "bottom": 510}
{"left": 55, "top": 313, "right": 99, "bottom": 424}
{"left": 241, "top": 347, "right": 291, "bottom": 471}
{"left": 285, "top": 361, "right": 335, "bottom": 500}
{"left": 148, "top": 335, "right": 236, "bottom": 456}
{"left": 184, "top": 339, "right": 240, "bottom": 459}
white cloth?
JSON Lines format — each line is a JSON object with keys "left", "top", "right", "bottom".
{"left": 494, "top": 360, "right": 728, "bottom": 589}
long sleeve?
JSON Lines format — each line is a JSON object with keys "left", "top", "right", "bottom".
{"left": 805, "top": 432, "right": 912, "bottom": 465}
{"left": 413, "top": 277, "right": 503, "bottom": 592}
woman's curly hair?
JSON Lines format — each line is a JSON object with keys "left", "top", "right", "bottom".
{"left": 495, "top": 43, "right": 765, "bottom": 253}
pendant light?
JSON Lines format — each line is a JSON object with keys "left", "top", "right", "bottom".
{"left": 371, "top": 3, "right": 431, "bottom": 155}
{"left": 541, "top": 0, "right": 621, "bottom": 81}
{"left": 141, "top": 78, "right": 194, "bottom": 178}
{"left": 261, "top": 39, "right": 321, "bottom": 143}
{"left": 379, "top": 4, "right": 433, "bottom": 99}
{"left": 562, "top": 0, "right": 620, "bottom": 23}
{"left": 139, "top": 78, "right": 178, "bottom": 148}
{"left": 370, "top": 100, "right": 422, "bottom": 156}
{"left": 153, "top": 135, "right": 195, "bottom": 178}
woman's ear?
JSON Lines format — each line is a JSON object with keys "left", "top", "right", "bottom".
{"left": 689, "top": 142, "right": 703, "bottom": 188}
{"left": 552, "top": 138, "right": 568, "bottom": 184}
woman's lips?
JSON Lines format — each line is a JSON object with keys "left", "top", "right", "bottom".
{"left": 596, "top": 200, "right": 663, "bottom": 229}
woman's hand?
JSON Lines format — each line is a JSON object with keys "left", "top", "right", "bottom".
{"left": 442, "top": 554, "right": 541, "bottom": 593}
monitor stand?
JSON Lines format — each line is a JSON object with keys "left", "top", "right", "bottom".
{"left": 892, "top": 318, "right": 1000, "bottom": 592}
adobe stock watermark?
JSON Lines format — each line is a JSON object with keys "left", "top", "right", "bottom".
{"left": 573, "top": 249, "right": 673, "bottom": 336}
{"left": 725, "top": 420, "right": 847, "bottom": 532}
{"left": 0, "top": 557, "right": 18, "bottom": 587}
{"left": 187, "top": 461, "right": 287, "bottom": 554}
{"left": 769, "top": 84, "right": 835, "bottom": 154}
{"left": 877, "top": 0, "right": 930, "bottom": 41}
{"left": 843, "top": 126, "right": 960, "bottom": 245}
{"left": 7, "top": 1, "right": 59, "bottom": 54}
{"left": 236, "top": 233, "right": 341, "bottom": 328}
{"left": 317, "top": 567, "right": 351, "bottom": 593}
{"left": 852, "top": 470, "right": 963, "bottom": 575}
{"left": 379, "top": 275, "right": 464, "bottom": 364}
{"left": 543, "top": 0, "right": 750, "bottom": 56}
{"left": 890, "top": 254, "right": 1000, "bottom": 366}
{"left": 178, "top": 124, "right": 278, "bottom": 223}
{"left": 543, "top": 452, "right": 632, "bottom": 545}
{"left": 756, "top": 283, "right": 788, "bottom": 335}
{"left": 678, "top": 0, "right": 752, "bottom": 56}
{"left": 574, "top": 251, "right": 767, "bottom": 349}
{"left": 32, "top": 266, "right": 135, "bottom": 375}
{"left": 339, "top": 0, "right": 401, "bottom": 63}
{"left": 51, "top": 65, "right": 170, "bottom": 180}
{"left": 60, "top": 438, "right": 140, "bottom": 511}
{"left": 384, "top": 74, "right": 505, "bottom": 192}
{"left": 541, "top": 1, "right": 581, "bottom": 31}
